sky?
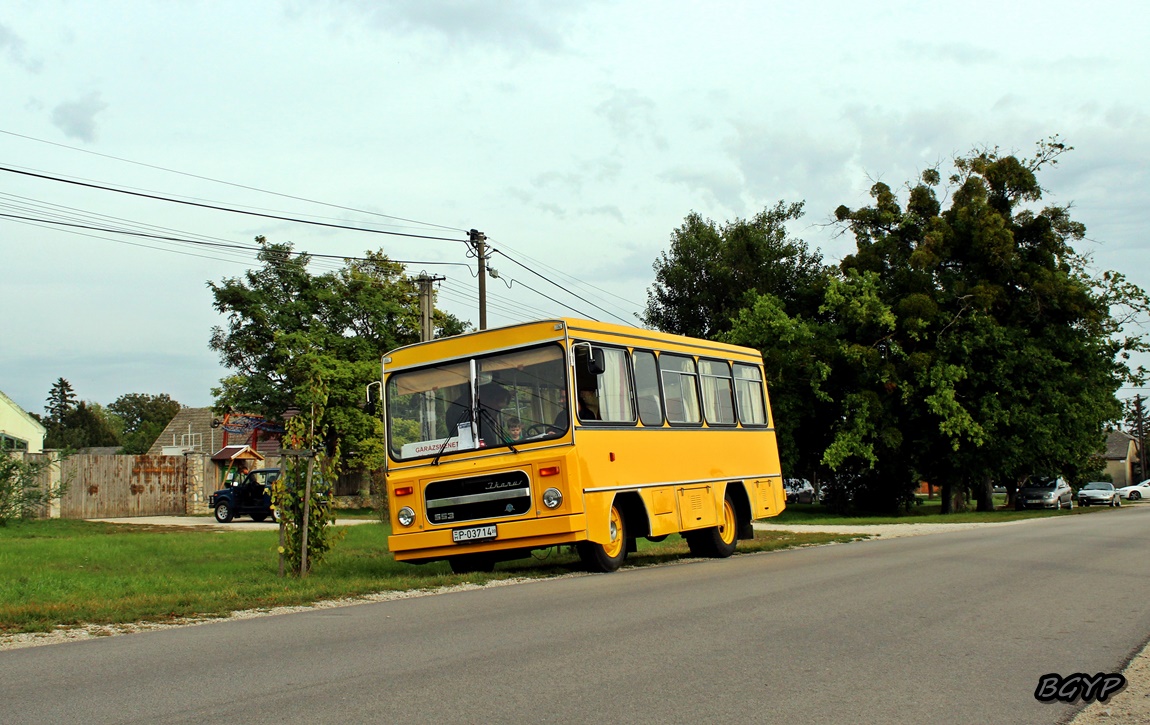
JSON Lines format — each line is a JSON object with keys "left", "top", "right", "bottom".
{"left": 2, "top": 0, "right": 1148, "bottom": 417}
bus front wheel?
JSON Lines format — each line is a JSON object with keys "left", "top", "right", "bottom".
{"left": 578, "top": 504, "right": 627, "bottom": 573}
{"left": 685, "top": 491, "right": 739, "bottom": 559}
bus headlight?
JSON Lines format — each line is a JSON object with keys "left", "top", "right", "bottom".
{"left": 397, "top": 506, "right": 416, "bottom": 527}
{"left": 542, "top": 488, "right": 563, "bottom": 509}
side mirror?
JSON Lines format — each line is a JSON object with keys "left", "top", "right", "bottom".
{"left": 588, "top": 348, "right": 606, "bottom": 376}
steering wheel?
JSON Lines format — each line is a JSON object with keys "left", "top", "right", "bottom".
{"left": 524, "top": 423, "right": 563, "bottom": 438}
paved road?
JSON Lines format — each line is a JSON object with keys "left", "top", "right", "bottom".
{"left": 4, "top": 507, "right": 1149, "bottom": 724}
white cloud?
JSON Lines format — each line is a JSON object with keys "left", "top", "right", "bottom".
{"left": 50, "top": 92, "right": 107, "bottom": 142}
{"left": 0, "top": 22, "right": 42, "bottom": 72}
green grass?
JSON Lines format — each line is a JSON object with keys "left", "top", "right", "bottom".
{"left": 771, "top": 495, "right": 1113, "bottom": 525}
{"left": 0, "top": 519, "right": 866, "bottom": 634}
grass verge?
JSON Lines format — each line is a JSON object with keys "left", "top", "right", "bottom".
{"left": 0, "top": 520, "right": 866, "bottom": 634}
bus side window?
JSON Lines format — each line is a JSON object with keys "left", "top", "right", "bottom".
{"left": 699, "top": 359, "right": 736, "bottom": 426}
{"left": 587, "top": 346, "right": 635, "bottom": 423}
{"left": 632, "top": 350, "right": 664, "bottom": 426}
{"left": 660, "top": 354, "right": 700, "bottom": 424}
{"left": 733, "top": 363, "right": 768, "bottom": 426}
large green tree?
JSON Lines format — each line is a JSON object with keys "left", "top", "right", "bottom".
{"left": 645, "top": 202, "right": 832, "bottom": 478}
{"left": 45, "top": 401, "right": 122, "bottom": 450}
{"left": 108, "top": 393, "right": 182, "bottom": 454}
{"left": 831, "top": 140, "right": 1147, "bottom": 512}
{"left": 208, "top": 237, "right": 467, "bottom": 469}
{"left": 644, "top": 201, "right": 826, "bottom": 339}
{"left": 43, "top": 378, "right": 76, "bottom": 429}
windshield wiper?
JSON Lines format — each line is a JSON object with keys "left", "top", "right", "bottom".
{"left": 432, "top": 406, "right": 472, "bottom": 466}
{"left": 479, "top": 406, "right": 518, "bottom": 454}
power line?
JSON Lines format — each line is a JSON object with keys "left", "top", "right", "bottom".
{"left": 0, "top": 128, "right": 468, "bottom": 234}
{"left": 0, "top": 212, "right": 475, "bottom": 270}
{"left": 490, "top": 248, "right": 629, "bottom": 325}
{"left": 492, "top": 236, "right": 646, "bottom": 312}
{"left": 0, "top": 165, "right": 470, "bottom": 243}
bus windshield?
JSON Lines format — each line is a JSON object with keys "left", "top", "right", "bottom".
{"left": 387, "top": 343, "right": 569, "bottom": 461}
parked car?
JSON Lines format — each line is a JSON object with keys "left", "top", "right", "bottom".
{"left": 1116, "top": 480, "right": 1150, "bottom": 501}
{"left": 1077, "top": 481, "right": 1121, "bottom": 507}
{"left": 1015, "top": 476, "right": 1074, "bottom": 510}
{"left": 785, "top": 478, "right": 815, "bottom": 504}
{"left": 208, "top": 467, "right": 282, "bottom": 523}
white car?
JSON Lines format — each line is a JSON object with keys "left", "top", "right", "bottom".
{"left": 1116, "top": 480, "right": 1150, "bottom": 501}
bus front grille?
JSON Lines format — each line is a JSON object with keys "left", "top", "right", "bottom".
{"left": 424, "top": 471, "right": 532, "bottom": 525}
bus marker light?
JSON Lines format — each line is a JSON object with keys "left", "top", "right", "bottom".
{"left": 539, "top": 466, "right": 560, "bottom": 477}
{"left": 610, "top": 452, "right": 615, "bottom": 462}
{"left": 395, "top": 486, "right": 414, "bottom": 496}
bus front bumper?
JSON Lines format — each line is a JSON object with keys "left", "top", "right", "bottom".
{"left": 388, "top": 513, "right": 588, "bottom": 562}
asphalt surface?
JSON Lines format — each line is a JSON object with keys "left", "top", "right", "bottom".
{"left": 4, "top": 505, "right": 1149, "bottom": 724}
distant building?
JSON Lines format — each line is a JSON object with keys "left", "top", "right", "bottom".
{"left": 0, "top": 389, "right": 46, "bottom": 453}
{"left": 1104, "top": 429, "right": 1140, "bottom": 488}
{"left": 147, "top": 407, "right": 220, "bottom": 456}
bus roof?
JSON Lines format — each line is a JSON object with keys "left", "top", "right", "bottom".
{"left": 383, "top": 318, "right": 764, "bottom": 372}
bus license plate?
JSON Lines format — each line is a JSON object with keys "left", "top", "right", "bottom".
{"left": 452, "top": 525, "right": 497, "bottom": 544}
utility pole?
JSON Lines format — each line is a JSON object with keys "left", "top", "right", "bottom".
{"left": 416, "top": 273, "right": 446, "bottom": 342}
{"left": 1134, "top": 395, "right": 1146, "bottom": 481}
{"left": 416, "top": 273, "right": 445, "bottom": 441}
{"left": 469, "top": 228, "right": 488, "bottom": 330}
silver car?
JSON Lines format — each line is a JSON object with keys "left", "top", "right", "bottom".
{"left": 1015, "top": 476, "right": 1074, "bottom": 510}
{"left": 1077, "top": 481, "right": 1121, "bottom": 507}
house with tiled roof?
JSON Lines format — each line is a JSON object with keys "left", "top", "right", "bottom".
{"left": 147, "top": 407, "right": 221, "bottom": 455}
{"left": 1104, "top": 429, "right": 1140, "bottom": 488}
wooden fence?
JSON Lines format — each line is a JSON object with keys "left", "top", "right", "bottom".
{"left": 18, "top": 451, "right": 372, "bottom": 518}
{"left": 21, "top": 453, "right": 197, "bottom": 518}
{"left": 58, "top": 454, "right": 187, "bottom": 518}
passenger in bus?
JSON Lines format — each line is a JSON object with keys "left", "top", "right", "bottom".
{"left": 505, "top": 417, "right": 524, "bottom": 442}
{"left": 448, "top": 383, "right": 511, "bottom": 447}
{"left": 481, "top": 384, "right": 513, "bottom": 446}
{"left": 577, "top": 383, "right": 600, "bottom": 421}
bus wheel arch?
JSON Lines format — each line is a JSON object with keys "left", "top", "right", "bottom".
{"left": 686, "top": 486, "right": 742, "bottom": 559}
{"left": 577, "top": 501, "right": 628, "bottom": 572}
{"left": 725, "top": 481, "right": 754, "bottom": 540}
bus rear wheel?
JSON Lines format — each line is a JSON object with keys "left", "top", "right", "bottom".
{"left": 686, "top": 491, "right": 739, "bottom": 559}
{"left": 578, "top": 504, "right": 627, "bottom": 573}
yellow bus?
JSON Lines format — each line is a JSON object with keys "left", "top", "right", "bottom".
{"left": 382, "top": 318, "right": 785, "bottom": 573}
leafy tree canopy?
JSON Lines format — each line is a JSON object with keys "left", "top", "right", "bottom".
{"left": 109, "top": 393, "right": 183, "bottom": 455}
{"left": 644, "top": 201, "right": 827, "bottom": 339}
{"left": 45, "top": 401, "right": 121, "bottom": 451}
{"left": 652, "top": 139, "right": 1149, "bottom": 515}
{"left": 44, "top": 378, "right": 76, "bottom": 428}
{"left": 208, "top": 237, "right": 468, "bottom": 469}
{"left": 829, "top": 138, "right": 1148, "bottom": 511}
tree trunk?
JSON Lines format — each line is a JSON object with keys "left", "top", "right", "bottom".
{"left": 940, "top": 479, "right": 953, "bottom": 514}
{"left": 951, "top": 478, "right": 969, "bottom": 513}
{"left": 974, "top": 475, "right": 994, "bottom": 512}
